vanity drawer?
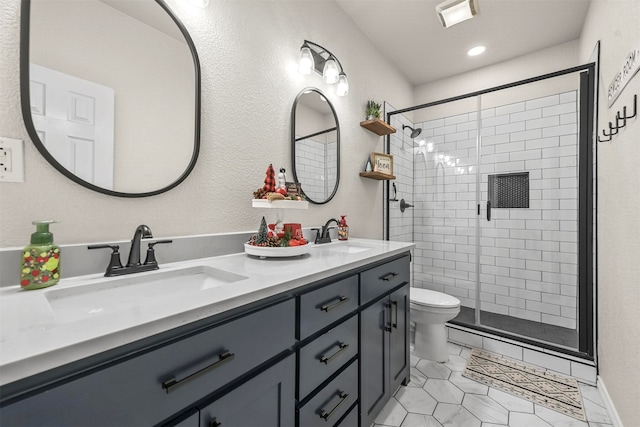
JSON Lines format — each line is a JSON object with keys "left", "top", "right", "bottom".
{"left": 298, "top": 360, "right": 358, "bottom": 427}
{"left": 299, "top": 275, "right": 358, "bottom": 339}
{"left": 298, "top": 314, "right": 358, "bottom": 398}
{"left": 1, "top": 299, "right": 295, "bottom": 427}
{"left": 337, "top": 404, "right": 358, "bottom": 426}
{"left": 360, "top": 255, "right": 410, "bottom": 305}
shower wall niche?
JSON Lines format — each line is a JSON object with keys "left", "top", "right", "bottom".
{"left": 386, "top": 67, "right": 594, "bottom": 353}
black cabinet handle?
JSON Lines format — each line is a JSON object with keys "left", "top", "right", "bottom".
{"left": 320, "top": 296, "right": 348, "bottom": 312}
{"left": 487, "top": 200, "right": 491, "bottom": 221}
{"left": 392, "top": 300, "right": 398, "bottom": 329}
{"left": 162, "top": 351, "right": 235, "bottom": 393}
{"left": 319, "top": 343, "right": 349, "bottom": 365}
{"left": 320, "top": 391, "right": 349, "bottom": 421}
{"left": 384, "top": 303, "right": 393, "bottom": 332}
{"left": 381, "top": 272, "right": 398, "bottom": 282}
{"left": 209, "top": 418, "right": 221, "bottom": 427}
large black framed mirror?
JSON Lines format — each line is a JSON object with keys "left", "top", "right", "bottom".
{"left": 291, "top": 88, "right": 340, "bottom": 204}
{"left": 20, "top": 0, "right": 201, "bottom": 197}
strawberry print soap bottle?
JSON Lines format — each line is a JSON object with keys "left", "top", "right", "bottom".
{"left": 338, "top": 215, "right": 349, "bottom": 241}
{"left": 20, "top": 221, "right": 61, "bottom": 290}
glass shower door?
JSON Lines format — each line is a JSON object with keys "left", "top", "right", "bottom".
{"left": 410, "top": 97, "right": 479, "bottom": 321}
{"left": 476, "top": 75, "right": 582, "bottom": 350}
{"left": 386, "top": 64, "right": 594, "bottom": 355}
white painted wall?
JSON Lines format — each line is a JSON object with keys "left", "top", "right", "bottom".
{"left": 579, "top": 0, "right": 640, "bottom": 424}
{"left": 0, "top": 0, "right": 413, "bottom": 246}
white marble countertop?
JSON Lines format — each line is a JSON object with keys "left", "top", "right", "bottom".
{"left": 0, "top": 238, "right": 413, "bottom": 387}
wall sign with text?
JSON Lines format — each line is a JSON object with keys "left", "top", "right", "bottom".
{"left": 372, "top": 152, "right": 393, "bottom": 176}
{"left": 608, "top": 47, "right": 640, "bottom": 108}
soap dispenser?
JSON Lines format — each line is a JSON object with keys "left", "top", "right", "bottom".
{"left": 338, "top": 215, "right": 349, "bottom": 241}
{"left": 20, "top": 221, "right": 61, "bottom": 290}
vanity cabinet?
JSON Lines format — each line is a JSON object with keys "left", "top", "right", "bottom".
{"left": 360, "top": 256, "right": 411, "bottom": 427}
{"left": 296, "top": 275, "right": 359, "bottom": 426}
{"left": 0, "top": 250, "right": 412, "bottom": 427}
{"left": 199, "top": 355, "right": 295, "bottom": 427}
{"left": 0, "top": 299, "right": 296, "bottom": 427}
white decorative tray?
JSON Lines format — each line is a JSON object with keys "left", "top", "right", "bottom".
{"left": 251, "top": 199, "right": 309, "bottom": 209}
{"left": 244, "top": 242, "right": 312, "bottom": 258}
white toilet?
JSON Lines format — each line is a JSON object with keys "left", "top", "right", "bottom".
{"left": 410, "top": 288, "right": 461, "bottom": 362}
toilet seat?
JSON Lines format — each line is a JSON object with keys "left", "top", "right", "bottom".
{"left": 411, "top": 288, "right": 460, "bottom": 308}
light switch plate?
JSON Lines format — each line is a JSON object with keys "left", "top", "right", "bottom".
{"left": 0, "top": 137, "right": 25, "bottom": 183}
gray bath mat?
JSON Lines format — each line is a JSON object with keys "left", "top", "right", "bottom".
{"left": 463, "top": 348, "right": 586, "bottom": 421}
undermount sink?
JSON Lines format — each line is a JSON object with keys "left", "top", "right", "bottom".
{"left": 45, "top": 265, "right": 248, "bottom": 322}
{"left": 314, "top": 242, "right": 372, "bottom": 254}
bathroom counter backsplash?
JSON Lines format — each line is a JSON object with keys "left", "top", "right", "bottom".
{"left": 0, "top": 237, "right": 414, "bottom": 386}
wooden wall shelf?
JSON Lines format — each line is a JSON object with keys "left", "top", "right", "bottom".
{"left": 360, "top": 119, "right": 396, "bottom": 136}
{"left": 359, "top": 172, "right": 396, "bottom": 181}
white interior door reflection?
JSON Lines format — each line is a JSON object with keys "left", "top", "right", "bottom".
{"left": 29, "top": 63, "right": 115, "bottom": 189}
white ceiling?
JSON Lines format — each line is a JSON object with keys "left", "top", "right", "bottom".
{"left": 335, "top": 0, "right": 591, "bottom": 86}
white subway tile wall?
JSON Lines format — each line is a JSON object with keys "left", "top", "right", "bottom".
{"left": 388, "top": 114, "right": 415, "bottom": 244}
{"left": 390, "top": 91, "right": 579, "bottom": 330}
{"left": 295, "top": 139, "right": 337, "bottom": 202}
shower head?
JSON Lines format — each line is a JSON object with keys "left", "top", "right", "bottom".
{"left": 402, "top": 125, "right": 422, "bottom": 139}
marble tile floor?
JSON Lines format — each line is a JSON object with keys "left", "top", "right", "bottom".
{"left": 373, "top": 343, "right": 613, "bottom": 427}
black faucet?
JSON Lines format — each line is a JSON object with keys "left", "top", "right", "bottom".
{"left": 127, "top": 224, "right": 153, "bottom": 267}
{"left": 313, "top": 218, "right": 339, "bottom": 244}
{"left": 88, "top": 225, "right": 172, "bottom": 277}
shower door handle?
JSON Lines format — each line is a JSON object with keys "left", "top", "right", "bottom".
{"left": 487, "top": 200, "right": 491, "bottom": 221}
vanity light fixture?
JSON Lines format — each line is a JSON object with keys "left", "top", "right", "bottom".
{"left": 298, "top": 43, "right": 315, "bottom": 75}
{"left": 298, "top": 40, "right": 349, "bottom": 96}
{"left": 435, "top": 0, "right": 479, "bottom": 28}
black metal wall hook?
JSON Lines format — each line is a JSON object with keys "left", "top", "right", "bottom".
{"left": 598, "top": 130, "right": 612, "bottom": 143}
{"left": 598, "top": 94, "right": 637, "bottom": 143}
{"left": 621, "top": 94, "right": 637, "bottom": 120}
{"left": 615, "top": 109, "right": 626, "bottom": 129}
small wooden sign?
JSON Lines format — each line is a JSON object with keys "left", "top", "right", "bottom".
{"left": 286, "top": 181, "right": 301, "bottom": 197}
{"left": 371, "top": 152, "right": 393, "bottom": 176}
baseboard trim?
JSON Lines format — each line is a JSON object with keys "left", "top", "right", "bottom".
{"left": 597, "top": 375, "right": 624, "bottom": 427}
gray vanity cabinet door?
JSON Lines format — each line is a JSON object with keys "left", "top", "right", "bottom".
{"left": 199, "top": 355, "right": 295, "bottom": 427}
{"left": 359, "top": 282, "right": 410, "bottom": 427}
{"left": 359, "top": 297, "right": 390, "bottom": 427}
{"left": 389, "top": 284, "right": 410, "bottom": 393}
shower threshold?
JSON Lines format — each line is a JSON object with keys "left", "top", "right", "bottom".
{"left": 452, "top": 306, "right": 578, "bottom": 349}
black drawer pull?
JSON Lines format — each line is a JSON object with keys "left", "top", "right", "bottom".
{"left": 320, "top": 296, "right": 348, "bottom": 312}
{"left": 162, "top": 351, "right": 235, "bottom": 393}
{"left": 320, "top": 391, "right": 349, "bottom": 421}
{"left": 319, "top": 343, "right": 349, "bottom": 365}
{"left": 209, "top": 418, "right": 221, "bottom": 427}
{"left": 381, "top": 272, "right": 399, "bottom": 281}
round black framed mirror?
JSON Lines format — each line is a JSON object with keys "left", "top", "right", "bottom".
{"left": 20, "top": 0, "right": 201, "bottom": 197}
{"left": 291, "top": 88, "right": 340, "bottom": 204}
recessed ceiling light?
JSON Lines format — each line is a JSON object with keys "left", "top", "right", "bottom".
{"left": 467, "top": 45, "right": 486, "bottom": 56}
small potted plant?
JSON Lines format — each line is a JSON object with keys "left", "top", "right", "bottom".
{"left": 365, "top": 100, "right": 382, "bottom": 120}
